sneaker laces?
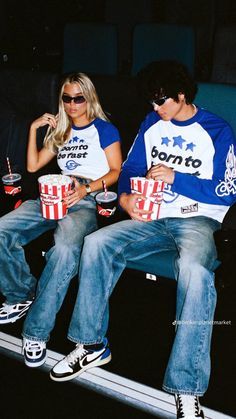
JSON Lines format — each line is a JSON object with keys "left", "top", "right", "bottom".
{"left": 176, "top": 394, "right": 200, "bottom": 417}
{"left": 23, "top": 339, "right": 44, "bottom": 352}
{"left": 65, "top": 344, "right": 88, "bottom": 366}
{"left": 0, "top": 300, "right": 32, "bottom": 313}
{"left": 0, "top": 303, "right": 15, "bottom": 314}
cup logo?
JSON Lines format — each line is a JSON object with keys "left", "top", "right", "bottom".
{"left": 97, "top": 205, "right": 116, "bottom": 217}
{"left": 149, "top": 192, "right": 163, "bottom": 204}
{"left": 4, "top": 185, "right": 22, "bottom": 195}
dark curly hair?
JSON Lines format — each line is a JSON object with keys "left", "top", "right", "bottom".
{"left": 137, "top": 60, "right": 198, "bottom": 104}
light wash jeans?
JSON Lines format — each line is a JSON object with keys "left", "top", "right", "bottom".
{"left": 0, "top": 196, "right": 97, "bottom": 342}
{"left": 67, "top": 216, "right": 220, "bottom": 396}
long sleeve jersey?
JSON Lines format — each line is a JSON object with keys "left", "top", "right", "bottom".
{"left": 118, "top": 107, "right": 236, "bottom": 222}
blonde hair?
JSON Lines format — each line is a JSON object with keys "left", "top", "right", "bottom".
{"left": 44, "top": 72, "right": 109, "bottom": 151}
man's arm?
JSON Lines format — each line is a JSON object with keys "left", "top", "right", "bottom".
{"left": 171, "top": 126, "right": 236, "bottom": 206}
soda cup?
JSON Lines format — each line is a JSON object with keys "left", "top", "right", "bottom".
{"left": 2, "top": 173, "right": 22, "bottom": 210}
{"left": 130, "top": 177, "right": 164, "bottom": 220}
{"left": 95, "top": 191, "right": 117, "bottom": 217}
{"left": 38, "top": 174, "right": 72, "bottom": 220}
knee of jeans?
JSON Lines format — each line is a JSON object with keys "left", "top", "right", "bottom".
{"left": 83, "top": 228, "right": 107, "bottom": 248}
{"left": 48, "top": 241, "right": 82, "bottom": 261}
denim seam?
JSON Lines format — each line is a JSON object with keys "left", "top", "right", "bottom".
{"left": 170, "top": 270, "right": 215, "bottom": 395}
{"left": 192, "top": 271, "right": 216, "bottom": 394}
{"left": 57, "top": 261, "right": 78, "bottom": 292}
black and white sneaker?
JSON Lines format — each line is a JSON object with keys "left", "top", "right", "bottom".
{"left": 23, "top": 338, "right": 47, "bottom": 368}
{"left": 0, "top": 300, "right": 33, "bottom": 324}
{"left": 50, "top": 338, "right": 111, "bottom": 382}
{"left": 175, "top": 394, "right": 205, "bottom": 418}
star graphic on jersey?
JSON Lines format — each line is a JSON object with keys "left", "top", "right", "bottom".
{"left": 161, "top": 137, "right": 171, "bottom": 146}
{"left": 69, "top": 136, "right": 79, "bottom": 144}
{"left": 79, "top": 139, "right": 86, "bottom": 143}
{"left": 186, "top": 142, "right": 196, "bottom": 151}
{"left": 172, "top": 135, "right": 186, "bottom": 149}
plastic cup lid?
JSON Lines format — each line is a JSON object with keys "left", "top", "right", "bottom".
{"left": 95, "top": 191, "right": 117, "bottom": 202}
{"left": 2, "top": 173, "right": 21, "bottom": 183}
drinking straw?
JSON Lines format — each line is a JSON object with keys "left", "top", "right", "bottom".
{"left": 6, "top": 157, "right": 12, "bottom": 177}
{"left": 102, "top": 179, "right": 108, "bottom": 198}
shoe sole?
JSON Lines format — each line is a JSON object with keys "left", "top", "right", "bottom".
{"left": 50, "top": 353, "right": 112, "bottom": 382}
{"left": 24, "top": 353, "right": 47, "bottom": 368}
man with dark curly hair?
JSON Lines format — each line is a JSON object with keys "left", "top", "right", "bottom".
{"left": 50, "top": 61, "right": 236, "bottom": 419}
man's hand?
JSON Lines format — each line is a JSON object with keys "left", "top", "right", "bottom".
{"left": 146, "top": 163, "right": 175, "bottom": 184}
{"left": 119, "top": 193, "right": 153, "bottom": 222}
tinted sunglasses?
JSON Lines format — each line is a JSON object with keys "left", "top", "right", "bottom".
{"left": 150, "top": 96, "right": 168, "bottom": 107}
{"left": 62, "top": 94, "right": 86, "bottom": 104}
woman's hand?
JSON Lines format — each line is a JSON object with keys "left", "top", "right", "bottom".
{"left": 27, "top": 113, "right": 57, "bottom": 172}
{"left": 31, "top": 113, "right": 57, "bottom": 130}
{"left": 63, "top": 178, "right": 87, "bottom": 208}
{"left": 146, "top": 163, "right": 175, "bottom": 184}
{"left": 119, "top": 193, "right": 153, "bottom": 222}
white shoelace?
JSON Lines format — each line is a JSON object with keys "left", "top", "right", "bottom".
{"left": 66, "top": 345, "right": 88, "bottom": 366}
{"left": 0, "top": 303, "right": 14, "bottom": 313}
{"left": 0, "top": 301, "right": 32, "bottom": 313}
{"left": 177, "top": 394, "right": 199, "bottom": 417}
{"left": 23, "top": 340, "right": 44, "bottom": 351}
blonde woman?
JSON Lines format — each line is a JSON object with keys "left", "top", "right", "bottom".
{"left": 0, "top": 72, "right": 122, "bottom": 367}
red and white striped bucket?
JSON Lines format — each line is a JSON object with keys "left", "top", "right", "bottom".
{"left": 130, "top": 177, "right": 164, "bottom": 220}
{"left": 38, "top": 174, "right": 72, "bottom": 220}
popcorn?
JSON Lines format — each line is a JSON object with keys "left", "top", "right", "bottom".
{"left": 130, "top": 177, "right": 164, "bottom": 220}
{"left": 38, "top": 174, "right": 72, "bottom": 220}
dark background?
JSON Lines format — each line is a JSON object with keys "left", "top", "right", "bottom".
{"left": 1, "top": 0, "right": 236, "bottom": 80}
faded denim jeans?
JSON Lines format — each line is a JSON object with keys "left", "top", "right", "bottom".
{"left": 0, "top": 197, "right": 97, "bottom": 342}
{"left": 67, "top": 216, "right": 220, "bottom": 395}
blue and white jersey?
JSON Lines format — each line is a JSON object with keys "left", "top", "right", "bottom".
{"left": 57, "top": 118, "right": 120, "bottom": 180}
{"left": 118, "top": 107, "right": 236, "bottom": 222}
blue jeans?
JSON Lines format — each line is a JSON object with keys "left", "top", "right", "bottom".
{"left": 0, "top": 197, "right": 97, "bottom": 341}
{"left": 67, "top": 216, "right": 220, "bottom": 396}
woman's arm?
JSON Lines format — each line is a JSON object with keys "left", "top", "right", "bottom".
{"left": 65, "top": 141, "right": 122, "bottom": 207}
{"left": 27, "top": 113, "right": 57, "bottom": 172}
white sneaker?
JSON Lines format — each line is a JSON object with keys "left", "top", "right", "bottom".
{"left": 23, "top": 338, "right": 47, "bottom": 368}
{"left": 175, "top": 394, "right": 205, "bottom": 418}
{"left": 0, "top": 300, "right": 33, "bottom": 324}
{"left": 50, "top": 338, "right": 111, "bottom": 382}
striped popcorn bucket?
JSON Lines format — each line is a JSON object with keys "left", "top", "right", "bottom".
{"left": 38, "top": 174, "right": 72, "bottom": 220}
{"left": 130, "top": 177, "right": 164, "bottom": 220}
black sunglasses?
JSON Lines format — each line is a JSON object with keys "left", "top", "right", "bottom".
{"left": 62, "top": 94, "right": 86, "bottom": 104}
{"left": 150, "top": 96, "right": 168, "bottom": 107}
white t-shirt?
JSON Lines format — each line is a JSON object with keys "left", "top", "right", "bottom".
{"left": 57, "top": 118, "right": 120, "bottom": 180}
